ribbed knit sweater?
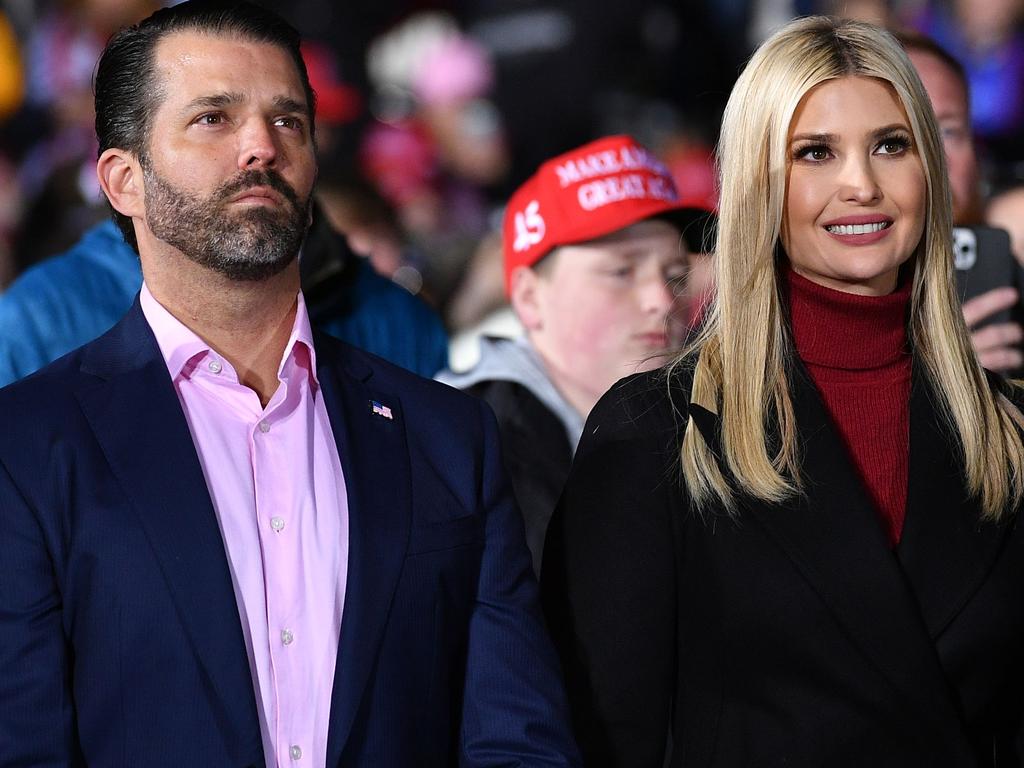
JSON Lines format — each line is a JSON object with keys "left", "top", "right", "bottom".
{"left": 785, "top": 268, "right": 913, "bottom": 546}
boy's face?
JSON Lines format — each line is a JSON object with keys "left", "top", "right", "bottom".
{"left": 518, "top": 218, "right": 688, "bottom": 409}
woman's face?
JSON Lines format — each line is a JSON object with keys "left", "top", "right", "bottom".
{"left": 782, "top": 75, "right": 927, "bottom": 296}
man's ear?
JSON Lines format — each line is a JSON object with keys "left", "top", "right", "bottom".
{"left": 96, "top": 148, "right": 145, "bottom": 219}
{"left": 510, "top": 265, "right": 544, "bottom": 331}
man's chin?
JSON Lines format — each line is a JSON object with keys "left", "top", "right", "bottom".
{"left": 201, "top": 253, "right": 298, "bottom": 282}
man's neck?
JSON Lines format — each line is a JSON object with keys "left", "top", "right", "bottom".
{"left": 141, "top": 246, "right": 301, "bottom": 407}
{"left": 527, "top": 340, "right": 596, "bottom": 421}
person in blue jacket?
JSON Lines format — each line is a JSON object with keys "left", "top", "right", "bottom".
{"left": 0, "top": 203, "right": 448, "bottom": 384}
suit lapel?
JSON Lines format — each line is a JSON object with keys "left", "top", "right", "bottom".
{"left": 318, "top": 339, "right": 412, "bottom": 766}
{"left": 691, "top": 364, "right": 965, "bottom": 737}
{"left": 897, "top": 373, "right": 1011, "bottom": 638}
{"left": 74, "top": 304, "right": 261, "bottom": 763}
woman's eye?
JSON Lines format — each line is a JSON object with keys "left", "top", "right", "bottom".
{"left": 795, "top": 145, "right": 830, "bottom": 161}
{"left": 877, "top": 136, "right": 910, "bottom": 155}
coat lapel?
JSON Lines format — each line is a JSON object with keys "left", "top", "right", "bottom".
{"left": 73, "top": 303, "right": 262, "bottom": 764}
{"left": 896, "top": 374, "right": 1012, "bottom": 638}
{"left": 690, "top": 364, "right": 967, "bottom": 739}
{"left": 317, "top": 338, "right": 412, "bottom": 766}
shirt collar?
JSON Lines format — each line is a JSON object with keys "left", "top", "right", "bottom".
{"left": 139, "top": 283, "right": 319, "bottom": 388}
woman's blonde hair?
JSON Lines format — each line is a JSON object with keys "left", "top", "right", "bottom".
{"left": 677, "top": 15, "right": 1024, "bottom": 520}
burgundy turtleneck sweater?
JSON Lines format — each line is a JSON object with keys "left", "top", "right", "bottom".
{"left": 784, "top": 267, "right": 913, "bottom": 546}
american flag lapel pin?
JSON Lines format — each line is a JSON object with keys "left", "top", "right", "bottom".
{"left": 370, "top": 400, "right": 394, "bottom": 420}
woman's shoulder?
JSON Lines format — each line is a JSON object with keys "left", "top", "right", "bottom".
{"left": 581, "top": 359, "right": 695, "bottom": 453}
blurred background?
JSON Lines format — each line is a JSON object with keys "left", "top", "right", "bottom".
{"left": 2, "top": 0, "right": 1023, "bottom": 337}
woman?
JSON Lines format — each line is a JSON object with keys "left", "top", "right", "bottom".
{"left": 541, "top": 16, "right": 1024, "bottom": 767}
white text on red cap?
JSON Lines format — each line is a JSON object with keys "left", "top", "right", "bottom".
{"left": 554, "top": 145, "right": 670, "bottom": 188}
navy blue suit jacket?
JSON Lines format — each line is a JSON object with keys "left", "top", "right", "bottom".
{"left": 0, "top": 300, "right": 580, "bottom": 767}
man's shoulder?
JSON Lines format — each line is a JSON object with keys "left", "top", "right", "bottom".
{"left": 316, "top": 330, "right": 483, "bottom": 416}
{"left": 0, "top": 343, "right": 99, "bottom": 477}
{"left": 0, "top": 325, "right": 110, "bottom": 412}
{"left": 0, "top": 299, "right": 147, "bottom": 411}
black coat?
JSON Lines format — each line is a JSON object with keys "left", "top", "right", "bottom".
{"left": 465, "top": 379, "right": 573, "bottom": 576}
{"left": 541, "top": 362, "right": 1024, "bottom": 767}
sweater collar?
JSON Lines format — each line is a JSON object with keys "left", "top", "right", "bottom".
{"left": 784, "top": 265, "right": 912, "bottom": 371}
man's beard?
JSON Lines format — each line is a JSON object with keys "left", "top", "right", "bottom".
{"left": 142, "top": 163, "right": 311, "bottom": 282}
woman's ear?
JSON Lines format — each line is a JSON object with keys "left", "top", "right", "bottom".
{"left": 97, "top": 148, "right": 145, "bottom": 220}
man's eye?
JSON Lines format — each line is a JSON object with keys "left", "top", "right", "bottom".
{"left": 602, "top": 266, "right": 632, "bottom": 279}
{"left": 275, "top": 116, "right": 304, "bottom": 130}
{"left": 942, "top": 125, "right": 967, "bottom": 143}
{"left": 194, "top": 113, "right": 224, "bottom": 126}
{"left": 665, "top": 266, "right": 688, "bottom": 283}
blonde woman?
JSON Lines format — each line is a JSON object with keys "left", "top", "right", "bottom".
{"left": 541, "top": 16, "right": 1024, "bottom": 767}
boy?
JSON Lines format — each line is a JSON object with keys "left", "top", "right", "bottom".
{"left": 439, "top": 135, "right": 710, "bottom": 574}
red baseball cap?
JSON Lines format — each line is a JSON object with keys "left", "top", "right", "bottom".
{"left": 301, "top": 42, "right": 362, "bottom": 125}
{"left": 502, "top": 135, "right": 712, "bottom": 293}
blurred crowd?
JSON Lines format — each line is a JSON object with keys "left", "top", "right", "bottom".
{"left": 3, "top": 0, "right": 1024, "bottom": 340}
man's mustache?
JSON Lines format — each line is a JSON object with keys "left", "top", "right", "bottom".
{"left": 216, "top": 169, "right": 302, "bottom": 210}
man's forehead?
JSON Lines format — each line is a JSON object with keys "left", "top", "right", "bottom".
{"left": 909, "top": 50, "right": 968, "bottom": 107}
{"left": 152, "top": 30, "right": 307, "bottom": 106}
{"left": 582, "top": 219, "right": 684, "bottom": 247}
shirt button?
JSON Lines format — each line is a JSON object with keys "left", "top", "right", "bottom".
{"left": 258, "top": 420, "right": 270, "bottom": 433}
{"left": 281, "top": 628, "right": 294, "bottom": 646}
{"left": 270, "top": 516, "right": 285, "bottom": 532}
{"left": 207, "top": 359, "right": 222, "bottom": 374}
{"left": 289, "top": 744, "right": 302, "bottom": 760}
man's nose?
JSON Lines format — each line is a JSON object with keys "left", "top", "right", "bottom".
{"left": 238, "top": 119, "right": 278, "bottom": 169}
{"left": 641, "top": 274, "right": 676, "bottom": 315}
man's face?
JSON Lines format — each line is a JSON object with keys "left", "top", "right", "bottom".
{"left": 139, "top": 31, "right": 317, "bottom": 280}
{"left": 526, "top": 219, "right": 688, "bottom": 407}
{"left": 906, "top": 48, "right": 978, "bottom": 224}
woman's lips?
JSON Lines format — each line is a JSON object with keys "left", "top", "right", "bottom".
{"left": 822, "top": 216, "right": 894, "bottom": 246}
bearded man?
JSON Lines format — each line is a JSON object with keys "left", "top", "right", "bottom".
{"left": 0, "top": 2, "right": 580, "bottom": 766}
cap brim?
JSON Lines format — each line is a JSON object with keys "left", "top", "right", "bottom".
{"left": 653, "top": 207, "right": 717, "bottom": 254}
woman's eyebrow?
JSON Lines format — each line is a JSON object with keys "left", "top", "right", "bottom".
{"left": 790, "top": 132, "right": 835, "bottom": 144}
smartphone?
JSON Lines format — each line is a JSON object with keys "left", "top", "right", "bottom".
{"left": 953, "top": 226, "right": 1021, "bottom": 328}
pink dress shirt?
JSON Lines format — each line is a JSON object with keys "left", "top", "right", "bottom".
{"left": 140, "top": 285, "right": 348, "bottom": 768}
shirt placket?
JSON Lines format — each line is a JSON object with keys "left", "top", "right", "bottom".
{"left": 252, "top": 391, "right": 313, "bottom": 767}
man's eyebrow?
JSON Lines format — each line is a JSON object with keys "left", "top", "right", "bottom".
{"left": 181, "top": 91, "right": 246, "bottom": 112}
{"left": 179, "top": 92, "right": 309, "bottom": 114}
{"left": 272, "top": 95, "right": 309, "bottom": 114}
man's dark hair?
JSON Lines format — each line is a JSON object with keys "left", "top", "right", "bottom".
{"left": 94, "top": 0, "right": 316, "bottom": 251}
{"left": 893, "top": 30, "right": 969, "bottom": 97}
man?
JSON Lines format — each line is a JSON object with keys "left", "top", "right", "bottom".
{"left": 0, "top": 3, "right": 580, "bottom": 766}
{"left": 438, "top": 135, "right": 704, "bottom": 574}
{"left": 0, "top": 203, "right": 449, "bottom": 385}
{"left": 900, "top": 31, "right": 1024, "bottom": 373}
